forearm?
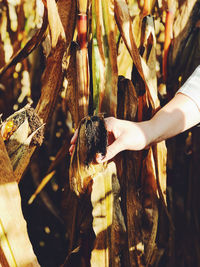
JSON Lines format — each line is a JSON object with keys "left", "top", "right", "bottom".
{"left": 145, "top": 93, "right": 200, "bottom": 146}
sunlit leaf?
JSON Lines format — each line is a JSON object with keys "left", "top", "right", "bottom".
{"left": 114, "top": 0, "right": 155, "bottom": 109}
{"left": 0, "top": 8, "right": 48, "bottom": 77}
{"left": 95, "top": 0, "right": 118, "bottom": 116}
{"left": 28, "top": 170, "right": 56, "bottom": 204}
{"left": 46, "top": 0, "right": 66, "bottom": 48}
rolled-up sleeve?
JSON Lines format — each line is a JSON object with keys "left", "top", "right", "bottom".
{"left": 177, "top": 65, "right": 200, "bottom": 110}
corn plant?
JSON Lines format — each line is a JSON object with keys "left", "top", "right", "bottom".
{"left": 0, "top": 0, "right": 200, "bottom": 266}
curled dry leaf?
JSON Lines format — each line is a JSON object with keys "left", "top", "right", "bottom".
{"left": 46, "top": 0, "right": 66, "bottom": 48}
{"left": 65, "top": 42, "right": 79, "bottom": 127}
{"left": 0, "top": 134, "right": 15, "bottom": 185}
{"left": 114, "top": 0, "right": 155, "bottom": 109}
{"left": 69, "top": 115, "right": 107, "bottom": 196}
{"left": 36, "top": 0, "right": 76, "bottom": 123}
{"left": 0, "top": 8, "right": 48, "bottom": 77}
{"left": 117, "top": 76, "right": 138, "bottom": 120}
{"left": 0, "top": 105, "right": 44, "bottom": 181}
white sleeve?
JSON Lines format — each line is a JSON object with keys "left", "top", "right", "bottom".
{"left": 177, "top": 65, "right": 200, "bottom": 110}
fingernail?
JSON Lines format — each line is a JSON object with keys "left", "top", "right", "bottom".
{"left": 96, "top": 153, "right": 103, "bottom": 163}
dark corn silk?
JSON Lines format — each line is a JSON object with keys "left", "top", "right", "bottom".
{"left": 69, "top": 115, "right": 108, "bottom": 196}
{"left": 85, "top": 116, "right": 107, "bottom": 165}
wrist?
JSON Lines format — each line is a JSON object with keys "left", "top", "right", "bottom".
{"left": 139, "top": 120, "right": 154, "bottom": 148}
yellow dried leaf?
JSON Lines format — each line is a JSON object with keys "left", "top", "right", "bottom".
{"left": 46, "top": 0, "right": 66, "bottom": 48}
{"left": 28, "top": 170, "right": 56, "bottom": 205}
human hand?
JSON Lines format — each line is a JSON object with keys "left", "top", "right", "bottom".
{"left": 69, "top": 117, "right": 150, "bottom": 163}
{"left": 69, "top": 129, "right": 78, "bottom": 156}
{"left": 95, "top": 117, "right": 149, "bottom": 163}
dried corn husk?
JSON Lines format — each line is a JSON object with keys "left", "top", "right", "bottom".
{"left": 0, "top": 104, "right": 44, "bottom": 181}
{"left": 91, "top": 161, "right": 126, "bottom": 267}
{"left": 69, "top": 115, "right": 107, "bottom": 196}
{"left": 0, "top": 135, "right": 39, "bottom": 266}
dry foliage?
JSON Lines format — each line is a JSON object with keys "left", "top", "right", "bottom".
{"left": 0, "top": 0, "right": 200, "bottom": 266}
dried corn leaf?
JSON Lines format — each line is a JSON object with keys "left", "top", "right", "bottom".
{"left": 117, "top": 38, "right": 133, "bottom": 79}
{"left": 114, "top": 0, "right": 155, "bottom": 109}
{"left": 65, "top": 42, "right": 79, "bottom": 127}
{"left": 163, "top": 8, "right": 175, "bottom": 82}
{"left": 46, "top": 0, "right": 66, "bottom": 48}
{"left": 76, "top": 46, "right": 90, "bottom": 121}
{"left": 0, "top": 182, "right": 40, "bottom": 266}
{"left": 74, "top": 1, "right": 90, "bottom": 121}
{"left": 0, "top": 135, "right": 39, "bottom": 266}
{"left": 142, "top": 0, "right": 156, "bottom": 17}
{"left": 116, "top": 78, "right": 145, "bottom": 266}
{"left": 78, "top": 0, "right": 88, "bottom": 13}
{"left": 47, "top": 139, "right": 69, "bottom": 173}
{"left": 65, "top": 42, "right": 89, "bottom": 127}
{"left": 91, "top": 161, "right": 126, "bottom": 267}
{"left": 92, "top": 0, "right": 105, "bottom": 113}
{"left": 96, "top": 0, "right": 118, "bottom": 116}
{"left": 0, "top": 105, "right": 44, "bottom": 181}
{"left": 0, "top": 130, "right": 15, "bottom": 184}
{"left": 0, "top": 8, "right": 48, "bottom": 77}
{"left": 28, "top": 170, "right": 56, "bottom": 205}
{"left": 36, "top": 0, "right": 76, "bottom": 123}
{"left": 117, "top": 76, "right": 138, "bottom": 120}
{"left": 126, "top": 156, "right": 145, "bottom": 266}
{"left": 170, "top": 0, "right": 198, "bottom": 67}
{"left": 57, "top": 0, "right": 77, "bottom": 40}
{"left": 140, "top": 16, "right": 160, "bottom": 109}
{"left": 141, "top": 147, "right": 159, "bottom": 265}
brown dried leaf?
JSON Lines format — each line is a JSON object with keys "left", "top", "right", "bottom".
{"left": 141, "top": 147, "right": 159, "bottom": 265}
{"left": 114, "top": 0, "right": 155, "bottom": 109}
{"left": 0, "top": 105, "right": 44, "bottom": 182}
{"left": 0, "top": 8, "right": 48, "bottom": 77}
{"left": 36, "top": 0, "right": 76, "bottom": 123}
{"left": 0, "top": 135, "right": 15, "bottom": 184}
{"left": 46, "top": 0, "right": 66, "bottom": 48}
{"left": 91, "top": 161, "right": 126, "bottom": 267}
{"left": 65, "top": 42, "right": 79, "bottom": 127}
{"left": 117, "top": 76, "right": 138, "bottom": 120}
{"left": 170, "top": 0, "right": 198, "bottom": 66}
{"left": 140, "top": 16, "right": 160, "bottom": 109}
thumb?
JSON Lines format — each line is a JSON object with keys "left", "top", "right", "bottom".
{"left": 96, "top": 138, "right": 124, "bottom": 163}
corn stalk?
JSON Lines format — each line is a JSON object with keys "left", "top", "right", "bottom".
{"left": 0, "top": 0, "right": 200, "bottom": 266}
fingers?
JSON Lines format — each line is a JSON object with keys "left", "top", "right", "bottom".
{"left": 69, "top": 144, "right": 75, "bottom": 155}
{"left": 104, "top": 117, "right": 116, "bottom": 132}
{"left": 69, "top": 129, "right": 78, "bottom": 155}
{"left": 69, "top": 117, "right": 118, "bottom": 159}
{"left": 70, "top": 129, "right": 78, "bottom": 144}
{"left": 96, "top": 137, "right": 124, "bottom": 163}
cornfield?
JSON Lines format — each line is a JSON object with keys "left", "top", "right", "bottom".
{"left": 0, "top": 0, "right": 200, "bottom": 266}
